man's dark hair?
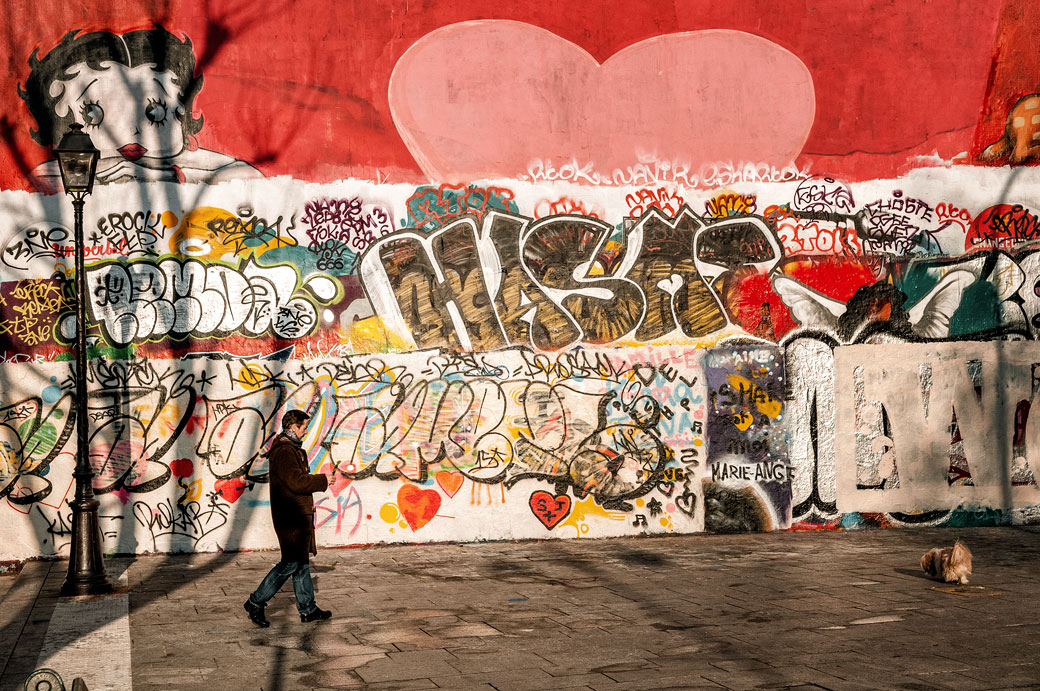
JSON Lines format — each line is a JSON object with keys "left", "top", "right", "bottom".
{"left": 18, "top": 26, "right": 205, "bottom": 147}
{"left": 282, "top": 410, "right": 310, "bottom": 431}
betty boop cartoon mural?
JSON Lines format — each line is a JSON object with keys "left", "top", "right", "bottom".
{"left": 19, "top": 26, "right": 262, "bottom": 192}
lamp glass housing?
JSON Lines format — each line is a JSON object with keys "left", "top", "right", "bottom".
{"left": 54, "top": 124, "right": 100, "bottom": 195}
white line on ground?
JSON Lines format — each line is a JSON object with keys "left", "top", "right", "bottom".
{"left": 34, "top": 560, "right": 132, "bottom": 690}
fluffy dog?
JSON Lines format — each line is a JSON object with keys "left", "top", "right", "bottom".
{"left": 921, "top": 540, "right": 972, "bottom": 584}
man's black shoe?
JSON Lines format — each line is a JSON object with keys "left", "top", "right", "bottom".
{"left": 244, "top": 600, "right": 270, "bottom": 628}
{"left": 300, "top": 607, "right": 332, "bottom": 623}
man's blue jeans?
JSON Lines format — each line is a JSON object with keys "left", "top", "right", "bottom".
{"left": 248, "top": 560, "right": 317, "bottom": 615}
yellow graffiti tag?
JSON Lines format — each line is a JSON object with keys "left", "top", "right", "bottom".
{"left": 346, "top": 316, "right": 414, "bottom": 353}
{"left": 177, "top": 478, "right": 202, "bottom": 505}
{"left": 705, "top": 191, "right": 757, "bottom": 218}
{"left": 732, "top": 412, "right": 754, "bottom": 431}
{"left": 727, "top": 374, "right": 782, "bottom": 419}
{"left": 0, "top": 279, "right": 70, "bottom": 346}
{"left": 556, "top": 495, "right": 627, "bottom": 538}
{"left": 237, "top": 364, "right": 266, "bottom": 390}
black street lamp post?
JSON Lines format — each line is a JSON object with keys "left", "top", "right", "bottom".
{"left": 54, "top": 123, "right": 112, "bottom": 597}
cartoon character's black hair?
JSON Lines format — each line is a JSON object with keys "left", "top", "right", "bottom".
{"left": 18, "top": 26, "right": 204, "bottom": 147}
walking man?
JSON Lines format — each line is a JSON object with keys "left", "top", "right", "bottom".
{"left": 244, "top": 410, "right": 332, "bottom": 626}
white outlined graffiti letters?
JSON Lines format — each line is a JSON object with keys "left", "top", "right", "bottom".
{"left": 622, "top": 207, "right": 726, "bottom": 340}
{"left": 485, "top": 212, "right": 581, "bottom": 350}
{"left": 80, "top": 257, "right": 333, "bottom": 346}
{"left": 523, "top": 215, "right": 645, "bottom": 344}
{"left": 192, "top": 348, "right": 708, "bottom": 510}
{"left": 835, "top": 342, "right": 1040, "bottom": 513}
{"left": 360, "top": 206, "right": 785, "bottom": 351}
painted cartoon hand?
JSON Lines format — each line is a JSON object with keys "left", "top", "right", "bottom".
{"left": 96, "top": 159, "right": 182, "bottom": 185}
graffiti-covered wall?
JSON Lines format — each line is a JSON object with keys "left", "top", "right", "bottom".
{"left": 1, "top": 0, "right": 1039, "bottom": 560}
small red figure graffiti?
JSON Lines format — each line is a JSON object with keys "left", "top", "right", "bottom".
{"left": 19, "top": 26, "right": 263, "bottom": 192}
{"left": 751, "top": 302, "right": 776, "bottom": 341}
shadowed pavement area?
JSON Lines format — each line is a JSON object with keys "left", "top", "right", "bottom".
{"left": 2, "top": 526, "right": 1039, "bottom": 690}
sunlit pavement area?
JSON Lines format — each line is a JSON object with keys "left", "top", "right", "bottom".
{"left": 1, "top": 527, "right": 1039, "bottom": 691}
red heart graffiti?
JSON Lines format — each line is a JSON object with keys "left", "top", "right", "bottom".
{"left": 214, "top": 477, "right": 247, "bottom": 504}
{"left": 170, "top": 458, "right": 194, "bottom": 479}
{"left": 529, "top": 491, "right": 571, "bottom": 530}
{"left": 435, "top": 470, "right": 465, "bottom": 498}
{"left": 398, "top": 485, "right": 442, "bottom": 531}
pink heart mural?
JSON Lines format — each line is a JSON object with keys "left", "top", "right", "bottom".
{"left": 390, "top": 21, "right": 815, "bottom": 183}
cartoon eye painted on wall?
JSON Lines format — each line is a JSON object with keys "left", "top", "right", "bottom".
{"left": 145, "top": 98, "right": 168, "bottom": 126}
{"left": 80, "top": 101, "right": 104, "bottom": 128}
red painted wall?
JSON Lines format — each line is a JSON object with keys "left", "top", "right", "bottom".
{"left": 0, "top": 0, "right": 1029, "bottom": 191}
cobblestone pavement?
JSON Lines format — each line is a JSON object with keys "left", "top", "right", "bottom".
{"left": 2, "top": 526, "right": 1039, "bottom": 691}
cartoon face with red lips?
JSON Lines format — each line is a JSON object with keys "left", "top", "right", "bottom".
{"left": 19, "top": 26, "right": 262, "bottom": 192}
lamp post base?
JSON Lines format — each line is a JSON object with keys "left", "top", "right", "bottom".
{"left": 60, "top": 494, "right": 113, "bottom": 597}
{"left": 60, "top": 576, "right": 113, "bottom": 598}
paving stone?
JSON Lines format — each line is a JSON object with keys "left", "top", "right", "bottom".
{"left": 446, "top": 650, "right": 552, "bottom": 675}
{"left": 421, "top": 622, "right": 502, "bottom": 638}
{"left": 352, "top": 649, "right": 458, "bottom": 683}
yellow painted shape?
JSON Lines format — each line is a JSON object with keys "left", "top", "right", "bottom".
{"left": 169, "top": 207, "right": 238, "bottom": 260}
{"left": 379, "top": 503, "right": 400, "bottom": 523}
{"left": 347, "top": 316, "right": 414, "bottom": 353}
{"left": 154, "top": 400, "right": 183, "bottom": 432}
{"left": 728, "top": 374, "right": 782, "bottom": 419}
{"left": 929, "top": 585, "right": 1003, "bottom": 597}
{"left": 238, "top": 364, "right": 266, "bottom": 391}
{"left": 178, "top": 478, "right": 202, "bottom": 505}
{"left": 556, "top": 495, "right": 627, "bottom": 537}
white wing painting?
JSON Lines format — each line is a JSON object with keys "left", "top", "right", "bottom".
{"left": 772, "top": 271, "right": 978, "bottom": 341}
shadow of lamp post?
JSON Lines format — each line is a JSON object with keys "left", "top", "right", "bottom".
{"left": 53, "top": 123, "right": 112, "bottom": 597}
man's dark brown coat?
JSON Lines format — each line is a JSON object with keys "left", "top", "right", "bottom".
{"left": 268, "top": 433, "right": 328, "bottom": 563}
